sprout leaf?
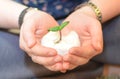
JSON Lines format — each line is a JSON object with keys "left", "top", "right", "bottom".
{"left": 48, "top": 26, "right": 60, "bottom": 32}
{"left": 48, "top": 21, "right": 69, "bottom": 32}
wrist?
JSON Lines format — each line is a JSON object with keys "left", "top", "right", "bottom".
{"left": 75, "top": 2, "right": 102, "bottom": 23}
{"left": 76, "top": 6, "right": 99, "bottom": 22}
{"left": 18, "top": 7, "right": 39, "bottom": 29}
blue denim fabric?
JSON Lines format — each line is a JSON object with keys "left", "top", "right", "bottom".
{"left": 0, "top": 16, "right": 120, "bottom": 78}
{"left": 0, "top": 32, "right": 34, "bottom": 79}
{"left": 0, "top": 31, "right": 103, "bottom": 79}
{"left": 1, "top": 0, "right": 120, "bottom": 79}
{"left": 92, "top": 16, "right": 120, "bottom": 65}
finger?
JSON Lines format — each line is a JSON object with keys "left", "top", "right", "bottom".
{"left": 19, "top": 31, "right": 32, "bottom": 57}
{"left": 90, "top": 22, "right": 103, "bottom": 53}
{"left": 67, "top": 63, "right": 77, "bottom": 70}
{"left": 60, "top": 70, "right": 67, "bottom": 73}
{"left": 22, "top": 19, "right": 36, "bottom": 48}
{"left": 70, "top": 45, "right": 97, "bottom": 59}
{"left": 31, "top": 55, "right": 62, "bottom": 66}
{"left": 35, "top": 29, "right": 47, "bottom": 38}
{"left": 20, "top": 29, "right": 56, "bottom": 57}
{"left": 63, "top": 54, "right": 88, "bottom": 66}
{"left": 30, "top": 44, "right": 57, "bottom": 57}
{"left": 21, "top": 20, "right": 57, "bottom": 57}
{"left": 45, "top": 62, "right": 63, "bottom": 71}
{"left": 62, "top": 61, "right": 69, "bottom": 71}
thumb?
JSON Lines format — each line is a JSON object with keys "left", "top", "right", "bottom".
{"left": 21, "top": 21, "right": 36, "bottom": 48}
{"left": 90, "top": 22, "right": 103, "bottom": 53}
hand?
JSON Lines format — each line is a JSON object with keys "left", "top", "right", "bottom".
{"left": 19, "top": 10, "right": 63, "bottom": 71}
{"left": 61, "top": 8, "right": 103, "bottom": 71}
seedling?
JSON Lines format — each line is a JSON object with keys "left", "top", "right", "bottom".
{"left": 48, "top": 21, "right": 69, "bottom": 43}
{"left": 41, "top": 21, "right": 80, "bottom": 56}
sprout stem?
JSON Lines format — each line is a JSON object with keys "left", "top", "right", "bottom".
{"left": 55, "top": 31, "right": 62, "bottom": 44}
{"left": 49, "top": 21, "right": 69, "bottom": 44}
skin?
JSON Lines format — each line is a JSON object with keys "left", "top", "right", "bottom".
{"left": 0, "top": 0, "right": 120, "bottom": 72}
{"left": 61, "top": 9, "right": 103, "bottom": 71}
{"left": 60, "top": 0, "right": 120, "bottom": 71}
{"left": 20, "top": 10, "right": 64, "bottom": 71}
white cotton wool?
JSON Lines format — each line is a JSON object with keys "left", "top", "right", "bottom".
{"left": 41, "top": 31, "right": 80, "bottom": 56}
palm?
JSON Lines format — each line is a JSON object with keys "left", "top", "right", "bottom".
{"left": 20, "top": 11, "right": 64, "bottom": 71}
{"left": 62, "top": 12, "right": 103, "bottom": 70}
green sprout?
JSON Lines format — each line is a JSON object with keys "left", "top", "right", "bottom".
{"left": 48, "top": 21, "right": 69, "bottom": 32}
{"left": 48, "top": 21, "right": 69, "bottom": 43}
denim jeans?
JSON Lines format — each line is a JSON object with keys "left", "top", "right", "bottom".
{"left": 0, "top": 16, "right": 120, "bottom": 79}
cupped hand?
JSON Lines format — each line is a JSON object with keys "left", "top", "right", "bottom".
{"left": 19, "top": 10, "right": 63, "bottom": 71}
{"left": 61, "top": 8, "right": 103, "bottom": 71}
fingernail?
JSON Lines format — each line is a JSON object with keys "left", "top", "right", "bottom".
{"left": 97, "top": 42, "right": 102, "bottom": 51}
{"left": 54, "top": 57, "right": 61, "bottom": 62}
{"left": 64, "top": 62, "right": 69, "bottom": 69}
{"left": 35, "top": 30, "right": 41, "bottom": 35}
{"left": 27, "top": 40, "right": 33, "bottom": 48}
{"left": 61, "top": 70, "right": 66, "bottom": 73}
{"left": 49, "top": 52, "right": 56, "bottom": 56}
